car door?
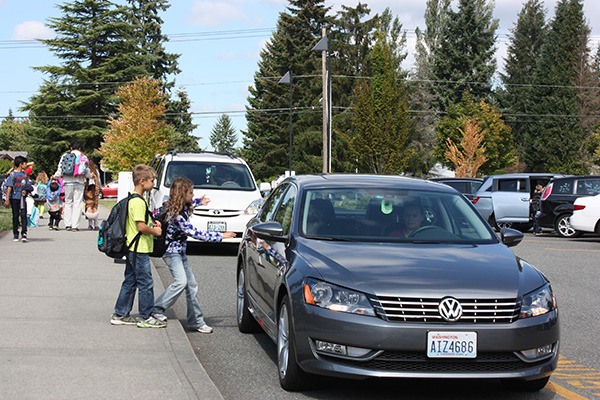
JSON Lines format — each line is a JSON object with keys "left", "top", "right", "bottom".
{"left": 492, "top": 177, "right": 530, "bottom": 222}
{"left": 245, "top": 183, "right": 291, "bottom": 323}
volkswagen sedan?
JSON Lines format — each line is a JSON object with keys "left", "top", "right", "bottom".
{"left": 236, "top": 175, "right": 559, "bottom": 392}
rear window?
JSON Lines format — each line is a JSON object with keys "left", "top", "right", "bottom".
{"left": 164, "top": 161, "right": 256, "bottom": 191}
{"left": 577, "top": 179, "right": 600, "bottom": 195}
{"left": 553, "top": 180, "right": 573, "bottom": 194}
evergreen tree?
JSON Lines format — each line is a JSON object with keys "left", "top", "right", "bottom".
{"left": 499, "top": 0, "right": 547, "bottom": 162}
{"left": 350, "top": 36, "right": 412, "bottom": 174}
{"left": 210, "top": 114, "right": 238, "bottom": 153}
{"left": 431, "top": 0, "right": 498, "bottom": 112}
{"left": 242, "top": 0, "right": 329, "bottom": 181}
{"left": 525, "top": 0, "right": 591, "bottom": 173}
{"left": 410, "top": 0, "right": 451, "bottom": 175}
{"left": 0, "top": 110, "right": 28, "bottom": 151}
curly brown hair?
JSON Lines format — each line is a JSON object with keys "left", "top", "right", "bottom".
{"left": 167, "top": 177, "right": 193, "bottom": 220}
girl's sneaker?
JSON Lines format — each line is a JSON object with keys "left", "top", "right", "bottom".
{"left": 153, "top": 313, "right": 167, "bottom": 322}
{"left": 196, "top": 325, "right": 213, "bottom": 334}
{"left": 110, "top": 313, "right": 142, "bottom": 325}
{"left": 137, "top": 316, "right": 166, "bottom": 329}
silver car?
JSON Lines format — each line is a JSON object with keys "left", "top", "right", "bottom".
{"left": 236, "top": 175, "right": 559, "bottom": 392}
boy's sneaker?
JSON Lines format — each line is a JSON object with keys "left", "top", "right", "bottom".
{"left": 110, "top": 313, "right": 141, "bottom": 326}
{"left": 21, "top": 235, "right": 28, "bottom": 243}
{"left": 13, "top": 236, "right": 19, "bottom": 242}
{"left": 137, "top": 316, "right": 166, "bottom": 329}
{"left": 53, "top": 226, "right": 60, "bottom": 231}
{"left": 153, "top": 313, "right": 168, "bottom": 322}
{"left": 49, "top": 225, "right": 53, "bottom": 230}
{"left": 195, "top": 325, "right": 213, "bottom": 334}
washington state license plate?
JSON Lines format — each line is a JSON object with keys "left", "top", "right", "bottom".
{"left": 427, "top": 331, "right": 477, "bottom": 358}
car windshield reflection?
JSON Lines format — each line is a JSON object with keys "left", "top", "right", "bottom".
{"left": 299, "top": 188, "right": 496, "bottom": 244}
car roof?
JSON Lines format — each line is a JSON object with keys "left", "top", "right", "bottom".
{"left": 429, "top": 177, "right": 483, "bottom": 182}
{"left": 283, "top": 174, "right": 457, "bottom": 193}
{"left": 162, "top": 152, "right": 246, "bottom": 165}
{"left": 484, "top": 173, "right": 567, "bottom": 179}
{"left": 549, "top": 175, "right": 600, "bottom": 182}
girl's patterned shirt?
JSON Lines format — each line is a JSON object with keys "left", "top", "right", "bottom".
{"left": 159, "top": 198, "right": 223, "bottom": 254}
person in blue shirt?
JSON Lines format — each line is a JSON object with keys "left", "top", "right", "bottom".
{"left": 3, "top": 156, "right": 34, "bottom": 242}
{"left": 151, "top": 177, "right": 236, "bottom": 333}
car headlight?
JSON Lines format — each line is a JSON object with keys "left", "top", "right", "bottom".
{"left": 244, "top": 198, "right": 263, "bottom": 215}
{"left": 520, "top": 283, "right": 556, "bottom": 319}
{"left": 303, "top": 278, "right": 375, "bottom": 316}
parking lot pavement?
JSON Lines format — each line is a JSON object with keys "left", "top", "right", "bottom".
{"left": 0, "top": 205, "right": 223, "bottom": 400}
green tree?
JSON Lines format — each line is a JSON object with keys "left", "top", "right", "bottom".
{"left": 210, "top": 114, "right": 238, "bottom": 153}
{"left": 99, "top": 77, "right": 173, "bottom": 172}
{"left": 431, "top": 0, "right": 498, "bottom": 112}
{"left": 242, "top": 0, "right": 329, "bottom": 180}
{"left": 0, "top": 110, "right": 28, "bottom": 151}
{"left": 350, "top": 36, "right": 412, "bottom": 174}
{"left": 435, "top": 91, "right": 515, "bottom": 175}
{"left": 410, "top": 0, "right": 451, "bottom": 175}
{"left": 498, "top": 0, "right": 547, "bottom": 162}
{"left": 524, "top": 0, "right": 591, "bottom": 173}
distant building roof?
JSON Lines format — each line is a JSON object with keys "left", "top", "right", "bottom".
{"left": 0, "top": 150, "right": 28, "bottom": 161}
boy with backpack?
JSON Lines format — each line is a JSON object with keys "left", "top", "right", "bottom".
{"left": 52, "top": 141, "right": 91, "bottom": 231}
{"left": 110, "top": 164, "right": 165, "bottom": 329}
{"left": 3, "top": 156, "right": 34, "bottom": 242}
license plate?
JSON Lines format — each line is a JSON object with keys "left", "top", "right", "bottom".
{"left": 427, "top": 331, "right": 477, "bottom": 358}
{"left": 208, "top": 221, "right": 226, "bottom": 232}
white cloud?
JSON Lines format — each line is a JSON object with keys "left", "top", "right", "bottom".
{"left": 188, "top": 1, "right": 247, "bottom": 27}
{"left": 12, "top": 21, "right": 54, "bottom": 41}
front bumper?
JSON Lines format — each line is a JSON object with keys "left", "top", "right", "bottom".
{"left": 188, "top": 213, "right": 252, "bottom": 243}
{"left": 292, "top": 303, "right": 559, "bottom": 381}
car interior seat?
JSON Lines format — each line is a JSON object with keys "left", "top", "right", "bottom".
{"left": 306, "top": 198, "right": 336, "bottom": 236}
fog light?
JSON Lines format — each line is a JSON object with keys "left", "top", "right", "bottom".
{"left": 315, "top": 340, "right": 347, "bottom": 355}
{"left": 519, "top": 344, "right": 554, "bottom": 361}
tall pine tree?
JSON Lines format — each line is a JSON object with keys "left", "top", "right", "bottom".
{"left": 499, "top": 0, "right": 547, "bottom": 164}
{"left": 525, "top": 0, "right": 591, "bottom": 173}
{"left": 210, "top": 114, "right": 238, "bottom": 153}
{"left": 242, "top": 0, "right": 329, "bottom": 180}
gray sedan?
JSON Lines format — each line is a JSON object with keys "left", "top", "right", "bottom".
{"left": 236, "top": 175, "right": 559, "bottom": 392}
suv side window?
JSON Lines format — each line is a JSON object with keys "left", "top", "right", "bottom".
{"left": 554, "top": 180, "right": 573, "bottom": 194}
{"left": 577, "top": 179, "right": 600, "bottom": 195}
{"left": 497, "top": 179, "right": 526, "bottom": 192}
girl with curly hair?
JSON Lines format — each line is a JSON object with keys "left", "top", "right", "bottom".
{"left": 151, "top": 177, "right": 236, "bottom": 333}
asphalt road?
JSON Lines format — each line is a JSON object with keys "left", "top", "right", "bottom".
{"left": 155, "top": 233, "right": 600, "bottom": 400}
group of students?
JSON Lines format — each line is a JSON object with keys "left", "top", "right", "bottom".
{"left": 110, "top": 164, "right": 236, "bottom": 330}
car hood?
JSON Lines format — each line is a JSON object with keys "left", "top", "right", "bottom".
{"left": 295, "top": 240, "right": 546, "bottom": 298}
{"left": 193, "top": 188, "right": 260, "bottom": 210}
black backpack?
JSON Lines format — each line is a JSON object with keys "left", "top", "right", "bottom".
{"left": 97, "top": 193, "right": 145, "bottom": 259}
{"left": 150, "top": 207, "right": 169, "bottom": 258}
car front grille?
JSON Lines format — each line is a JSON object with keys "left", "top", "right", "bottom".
{"left": 370, "top": 296, "right": 521, "bottom": 323}
{"left": 326, "top": 351, "right": 538, "bottom": 373}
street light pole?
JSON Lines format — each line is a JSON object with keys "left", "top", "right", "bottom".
{"left": 312, "top": 29, "right": 331, "bottom": 174}
{"left": 278, "top": 70, "right": 293, "bottom": 175}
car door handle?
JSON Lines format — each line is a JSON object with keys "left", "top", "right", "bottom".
{"left": 520, "top": 198, "right": 529, "bottom": 202}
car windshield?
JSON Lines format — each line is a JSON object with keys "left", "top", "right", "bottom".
{"left": 164, "top": 161, "right": 256, "bottom": 191}
{"left": 299, "top": 187, "right": 496, "bottom": 244}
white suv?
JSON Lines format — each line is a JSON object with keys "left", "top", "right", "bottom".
{"left": 149, "top": 152, "right": 263, "bottom": 243}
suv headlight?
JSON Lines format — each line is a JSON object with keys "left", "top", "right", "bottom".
{"left": 244, "top": 198, "right": 263, "bottom": 215}
{"left": 520, "top": 283, "right": 556, "bottom": 318}
{"left": 303, "top": 278, "right": 375, "bottom": 316}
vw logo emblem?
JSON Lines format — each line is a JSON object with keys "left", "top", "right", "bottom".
{"left": 212, "top": 210, "right": 221, "bottom": 215}
{"left": 438, "top": 297, "right": 463, "bottom": 322}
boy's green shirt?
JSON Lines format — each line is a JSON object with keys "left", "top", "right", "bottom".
{"left": 125, "top": 193, "right": 153, "bottom": 253}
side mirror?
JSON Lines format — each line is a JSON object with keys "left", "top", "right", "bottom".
{"left": 250, "top": 221, "right": 286, "bottom": 242}
{"left": 500, "top": 228, "right": 523, "bottom": 247}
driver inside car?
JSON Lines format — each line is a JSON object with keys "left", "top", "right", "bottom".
{"left": 386, "top": 202, "right": 424, "bottom": 237}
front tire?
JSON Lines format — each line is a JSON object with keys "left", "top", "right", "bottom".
{"left": 555, "top": 214, "right": 581, "bottom": 238}
{"left": 278, "top": 295, "right": 312, "bottom": 391}
{"left": 236, "top": 266, "right": 260, "bottom": 333}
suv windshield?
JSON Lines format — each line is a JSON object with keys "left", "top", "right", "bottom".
{"left": 164, "top": 161, "right": 256, "bottom": 191}
{"left": 299, "top": 188, "right": 496, "bottom": 243}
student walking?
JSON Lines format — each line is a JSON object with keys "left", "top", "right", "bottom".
{"left": 52, "top": 141, "right": 91, "bottom": 231}
{"left": 46, "top": 179, "right": 62, "bottom": 230}
{"left": 83, "top": 161, "right": 101, "bottom": 230}
{"left": 3, "top": 156, "right": 34, "bottom": 242}
{"left": 111, "top": 164, "right": 165, "bottom": 329}
{"left": 151, "top": 177, "right": 236, "bottom": 333}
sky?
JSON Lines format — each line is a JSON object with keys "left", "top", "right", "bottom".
{"left": 0, "top": 0, "right": 599, "bottom": 150}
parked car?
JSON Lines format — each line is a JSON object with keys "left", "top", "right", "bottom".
{"left": 100, "top": 181, "right": 118, "bottom": 198}
{"left": 149, "top": 151, "right": 264, "bottom": 243}
{"left": 237, "top": 174, "right": 559, "bottom": 392}
{"left": 537, "top": 175, "right": 600, "bottom": 237}
{"left": 429, "top": 177, "right": 483, "bottom": 201}
{"left": 569, "top": 194, "right": 600, "bottom": 235}
{"left": 472, "top": 173, "right": 566, "bottom": 231}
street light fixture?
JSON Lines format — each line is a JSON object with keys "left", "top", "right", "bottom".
{"left": 312, "top": 30, "right": 332, "bottom": 174}
{"left": 278, "top": 70, "right": 293, "bottom": 176}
